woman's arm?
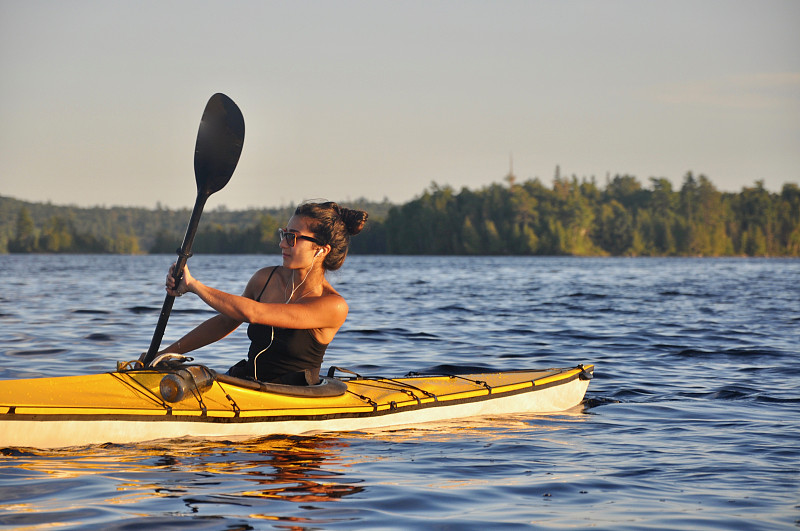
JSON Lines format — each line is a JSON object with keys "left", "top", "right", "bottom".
{"left": 158, "top": 313, "right": 242, "bottom": 355}
{"left": 169, "top": 265, "right": 348, "bottom": 330}
{"left": 192, "top": 281, "right": 347, "bottom": 330}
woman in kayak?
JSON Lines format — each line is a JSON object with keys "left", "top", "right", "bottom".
{"left": 153, "top": 201, "right": 367, "bottom": 385}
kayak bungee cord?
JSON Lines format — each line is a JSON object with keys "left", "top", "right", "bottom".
{"left": 326, "top": 366, "right": 440, "bottom": 404}
{"left": 109, "top": 372, "right": 172, "bottom": 411}
{"left": 445, "top": 374, "right": 494, "bottom": 394}
{"left": 346, "top": 377, "right": 440, "bottom": 404}
{"left": 344, "top": 389, "right": 378, "bottom": 410}
{"left": 213, "top": 380, "right": 242, "bottom": 417}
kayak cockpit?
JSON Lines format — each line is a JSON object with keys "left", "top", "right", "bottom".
{"left": 139, "top": 364, "right": 350, "bottom": 403}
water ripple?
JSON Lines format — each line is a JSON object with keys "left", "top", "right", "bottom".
{"left": 0, "top": 255, "right": 798, "bottom": 529}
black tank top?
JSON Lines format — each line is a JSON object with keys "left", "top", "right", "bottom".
{"left": 245, "top": 267, "right": 328, "bottom": 382}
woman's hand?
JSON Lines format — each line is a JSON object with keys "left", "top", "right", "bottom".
{"left": 166, "top": 263, "right": 195, "bottom": 297}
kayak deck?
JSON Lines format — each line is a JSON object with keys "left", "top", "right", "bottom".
{"left": 0, "top": 364, "right": 593, "bottom": 449}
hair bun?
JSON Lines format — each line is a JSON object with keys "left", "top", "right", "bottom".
{"left": 340, "top": 208, "right": 368, "bottom": 235}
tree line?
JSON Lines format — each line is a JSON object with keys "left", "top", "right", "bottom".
{"left": 0, "top": 196, "right": 390, "bottom": 255}
{"left": 380, "top": 173, "right": 800, "bottom": 256}
{"left": 2, "top": 173, "right": 799, "bottom": 256}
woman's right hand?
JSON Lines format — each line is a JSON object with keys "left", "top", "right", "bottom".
{"left": 166, "top": 263, "right": 192, "bottom": 297}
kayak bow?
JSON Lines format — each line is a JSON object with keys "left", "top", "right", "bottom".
{"left": 0, "top": 364, "right": 593, "bottom": 449}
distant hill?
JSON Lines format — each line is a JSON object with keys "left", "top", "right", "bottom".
{"left": 0, "top": 195, "right": 394, "bottom": 253}
{"left": 2, "top": 174, "right": 799, "bottom": 256}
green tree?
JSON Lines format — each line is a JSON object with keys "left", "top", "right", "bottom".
{"left": 39, "top": 216, "right": 74, "bottom": 252}
{"left": 9, "top": 207, "right": 38, "bottom": 252}
{"left": 595, "top": 200, "right": 634, "bottom": 255}
{"left": 110, "top": 229, "right": 141, "bottom": 254}
{"left": 734, "top": 181, "right": 777, "bottom": 255}
{"left": 692, "top": 175, "right": 731, "bottom": 256}
{"left": 461, "top": 217, "right": 482, "bottom": 254}
{"left": 606, "top": 174, "right": 645, "bottom": 211}
{"left": 483, "top": 219, "right": 503, "bottom": 254}
{"left": 647, "top": 178, "right": 677, "bottom": 255}
{"left": 559, "top": 177, "right": 596, "bottom": 255}
{"left": 778, "top": 183, "right": 800, "bottom": 255}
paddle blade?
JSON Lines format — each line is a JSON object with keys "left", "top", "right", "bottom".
{"left": 194, "top": 93, "right": 245, "bottom": 197}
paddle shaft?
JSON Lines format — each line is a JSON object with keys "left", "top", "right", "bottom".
{"left": 144, "top": 193, "right": 209, "bottom": 363}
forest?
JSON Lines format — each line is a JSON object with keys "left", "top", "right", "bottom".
{"left": 2, "top": 172, "right": 799, "bottom": 256}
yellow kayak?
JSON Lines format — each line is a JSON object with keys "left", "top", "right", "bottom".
{"left": 0, "top": 363, "right": 593, "bottom": 449}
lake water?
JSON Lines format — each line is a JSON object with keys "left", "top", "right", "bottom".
{"left": 0, "top": 254, "right": 798, "bottom": 529}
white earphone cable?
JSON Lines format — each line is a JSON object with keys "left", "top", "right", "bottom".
{"left": 255, "top": 251, "right": 320, "bottom": 381}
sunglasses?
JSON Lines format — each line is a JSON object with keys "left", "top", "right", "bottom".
{"left": 278, "top": 228, "right": 323, "bottom": 247}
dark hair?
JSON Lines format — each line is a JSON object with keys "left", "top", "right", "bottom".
{"left": 294, "top": 201, "right": 368, "bottom": 271}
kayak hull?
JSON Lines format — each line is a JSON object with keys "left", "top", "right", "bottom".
{"left": 0, "top": 365, "right": 593, "bottom": 449}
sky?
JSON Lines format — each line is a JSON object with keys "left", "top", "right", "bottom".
{"left": 1, "top": 0, "right": 798, "bottom": 210}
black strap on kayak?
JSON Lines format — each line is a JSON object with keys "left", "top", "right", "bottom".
{"left": 382, "top": 378, "right": 439, "bottom": 403}
{"left": 346, "top": 390, "right": 378, "bottom": 411}
{"left": 346, "top": 377, "right": 439, "bottom": 404}
{"left": 328, "top": 367, "right": 443, "bottom": 405}
{"left": 189, "top": 384, "right": 208, "bottom": 417}
{"left": 214, "top": 381, "right": 241, "bottom": 417}
{"left": 327, "top": 366, "right": 362, "bottom": 379}
{"left": 445, "top": 374, "right": 493, "bottom": 394}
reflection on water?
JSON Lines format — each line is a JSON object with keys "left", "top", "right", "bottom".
{"left": 355, "top": 410, "right": 590, "bottom": 443}
{"left": 0, "top": 415, "right": 596, "bottom": 527}
{"left": 1, "top": 435, "right": 365, "bottom": 527}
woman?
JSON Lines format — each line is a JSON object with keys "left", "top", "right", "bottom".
{"left": 152, "top": 201, "right": 367, "bottom": 385}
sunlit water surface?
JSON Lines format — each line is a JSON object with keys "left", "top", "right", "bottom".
{"left": 1, "top": 255, "right": 798, "bottom": 529}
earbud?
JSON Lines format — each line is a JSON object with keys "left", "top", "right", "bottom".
{"left": 315, "top": 249, "right": 323, "bottom": 257}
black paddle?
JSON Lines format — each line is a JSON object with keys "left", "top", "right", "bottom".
{"left": 142, "top": 93, "right": 245, "bottom": 366}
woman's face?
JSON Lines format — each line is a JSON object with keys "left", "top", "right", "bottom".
{"left": 280, "top": 215, "right": 321, "bottom": 269}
